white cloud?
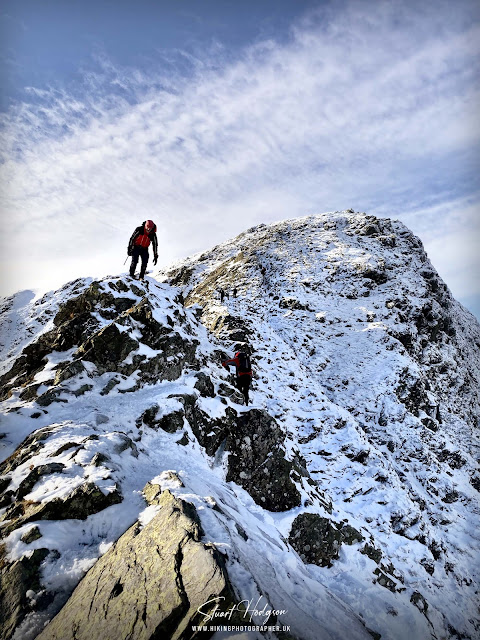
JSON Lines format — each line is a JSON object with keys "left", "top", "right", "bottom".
{"left": 0, "top": 0, "right": 479, "bottom": 316}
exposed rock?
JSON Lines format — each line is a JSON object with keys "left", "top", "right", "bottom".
{"left": 75, "top": 323, "right": 139, "bottom": 374}
{"left": 360, "top": 544, "right": 382, "bottom": 564}
{"left": 279, "top": 297, "right": 312, "bottom": 311}
{"left": 89, "top": 453, "right": 110, "bottom": 467}
{"left": 112, "top": 434, "right": 139, "bottom": 457}
{"left": 173, "top": 394, "right": 238, "bottom": 456}
{"left": 0, "top": 492, "right": 14, "bottom": 509}
{"left": 374, "top": 568, "right": 397, "bottom": 592}
{"left": 289, "top": 513, "right": 342, "bottom": 567}
{"left": 165, "top": 265, "right": 195, "bottom": 287}
{"left": 0, "top": 477, "right": 11, "bottom": 493}
{"left": 100, "top": 377, "right": 119, "bottom": 395}
{"left": 53, "top": 281, "right": 135, "bottom": 326}
{"left": 53, "top": 360, "right": 86, "bottom": 385}
{"left": 37, "top": 388, "right": 70, "bottom": 407}
{"left": 362, "top": 267, "right": 388, "bottom": 285}
{"left": 226, "top": 409, "right": 302, "bottom": 511}
{"left": 176, "top": 433, "right": 189, "bottom": 446}
{"left": 420, "top": 558, "right": 435, "bottom": 575}
{"left": 217, "top": 382, "right": 245, "bottom": 405}
{"left": 442, "top": 491, "right": 459, "bottom": 504}
{"left": 18, "top": 384, "right": 42, "bottom": 401}
{"left": 410, "top": 590, "right": 428, "bottom": 613}
{"left": 16, "top": 462, "right": 66, "bottom": 500}
{"left": 338, "top": 523, "right": 364, "bottom": 545}
{"left": 136, "top": 405, "right": 185, "bottom": 433}
{"left": 143, "top": 477, "right": 184, "bottom": 504}
{"left": 0, "top": 427, "right": 58, "bottom": 476}
{"left": 0, "top": 281, "right": 133, "bottom": 400}
{"left": 194, "top": 372, "right": 215, "bottom": 398}
{"left": 1, "top": 483, "right": 122, "bottom": 536}
{"left": 20, "top": 526, "right": 42, "bottom": 544}
{"left": 37, "top": 491, "right": 241, "bottom": 640}
{"left": 52, "top": 442, "right": 79, "bottom": 456}
{"left": 438, "top": 450, "right": 465, "bottom": 469}
{"left": 470, "top": 475, "right": 480, "bottom": 492}
{"left": 0, "top": 546, "right": 49, "bottom": 640}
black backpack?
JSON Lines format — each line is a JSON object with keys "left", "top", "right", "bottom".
{"left": 237, "top": 352, "right": 251, "bottom": 374}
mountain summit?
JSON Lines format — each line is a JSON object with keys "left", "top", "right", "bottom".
{"left": 1, "top": 211, "right": 479, "bottom": 640}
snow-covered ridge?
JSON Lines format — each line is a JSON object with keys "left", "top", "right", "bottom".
{"left": 0, "top": 210, "right": 479, "bottom": 640}
{"left": 160, "top": 209, "right": 480, "bottom": 639}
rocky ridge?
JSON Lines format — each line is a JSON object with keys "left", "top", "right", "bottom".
{"left": 0, "top": 210, "right": 478, "bottom": 640}
{"left": 161, "top": 210, "right": 480, "bottom": 640}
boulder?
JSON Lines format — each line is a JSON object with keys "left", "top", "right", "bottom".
{"left": 289, "top": 513, "right": 342, "bottom": 567}
{"left": 20, "top": 526, "right": 42, "bottom": 544}
{"left": 37, "top": 491, "right": 241, "bottom": 640}
{"left": 225, "top": 409, "right": 301, "bottom": 511}
{"left": 193, "top": 372, "right": 215, "bottom": 398}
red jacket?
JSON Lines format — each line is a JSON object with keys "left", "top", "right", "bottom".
{"left": 222, "top": 354, "right": 252, "bottom": 377}
{"left": 128, "top": 222, "right": 158, "bottom": 258}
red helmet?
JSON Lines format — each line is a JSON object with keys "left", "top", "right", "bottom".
{"left": 145, "top": 220, "right": 155, "bottom": 233}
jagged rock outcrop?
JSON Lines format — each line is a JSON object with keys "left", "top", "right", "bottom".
{"left": 37, "top": 489, "right": 240, "bottom": 640}
{"left": 0, "top": 280, "right": 135, "bottom": 401}
{"left": 0, "top": 278, "right": 201, "bottom": 405}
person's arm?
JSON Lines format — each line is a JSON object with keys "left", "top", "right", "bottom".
{"left": 222, "top": 357, "right": 239, "bottom": 369}
{"left": 128, "top": 228, "right": 140, "bottom": 255}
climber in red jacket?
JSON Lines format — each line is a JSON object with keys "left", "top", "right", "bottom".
{"left": 222, "top": 351, "right": 252, "bottom": 405}
{"left": 128, "top": 220, "right": 158, "bottom": 280}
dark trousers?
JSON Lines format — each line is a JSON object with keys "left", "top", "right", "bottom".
{"left": 130, "top": 246, "right": 149, "bottom": 278}
{"left": 236, "top": 375, "right": 251, "bottom": 406}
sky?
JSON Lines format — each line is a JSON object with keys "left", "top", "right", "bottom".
{"left": 0, "top": 0, "right": 479, "bottom": 318}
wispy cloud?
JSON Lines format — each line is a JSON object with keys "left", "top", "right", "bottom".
{"left": 0, "top": 0, "right": 479, "bottom": 316}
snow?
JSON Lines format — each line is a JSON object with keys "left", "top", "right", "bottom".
{"left": 1, "top": 211, "right": 479, "bottom": 640}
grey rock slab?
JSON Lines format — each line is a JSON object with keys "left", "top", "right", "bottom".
{"left": 37, "top": 490, "right": 238, "bottom": 640}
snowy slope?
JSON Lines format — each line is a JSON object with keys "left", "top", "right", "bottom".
{"left": 0, "top": 275, "right": 372, "bottom": 640}
{"left": 0, "top": 210, "right": 479, "bottom": 640}
{"left": 160, "top": 210, "right": 480, "bottom": 640}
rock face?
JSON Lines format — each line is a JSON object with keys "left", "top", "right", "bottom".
{"left": 225, "top": 409, "right": 302, "bottom": 511}
{"left": 37, "top": 489, "right": 239, "bottom": 640}
{"left": 0, "top": 278, "right": 201, "bottom": 405}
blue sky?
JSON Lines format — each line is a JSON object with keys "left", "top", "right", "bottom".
{"left": 1, "top": 0, "right": 479, "bottom": 318}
